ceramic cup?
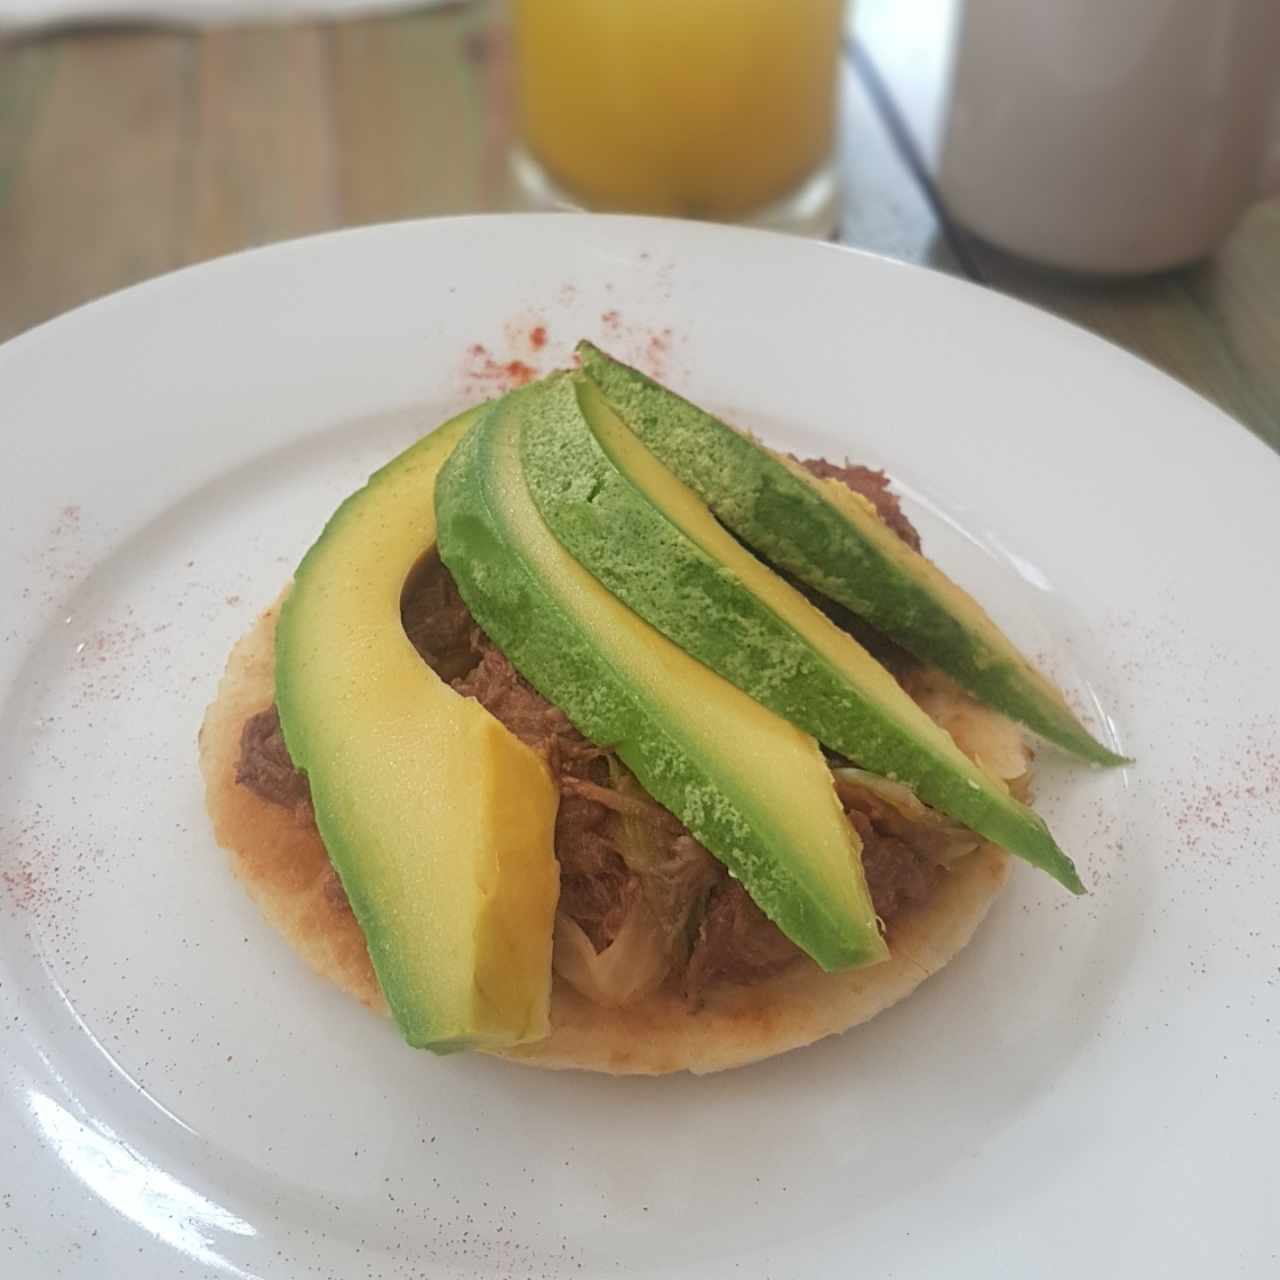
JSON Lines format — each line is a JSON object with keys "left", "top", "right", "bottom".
{"left": 937, "top": 0, "right": 1280, "bottom": 274}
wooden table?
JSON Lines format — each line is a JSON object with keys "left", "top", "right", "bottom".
{"left": 2, "top": 0, "right": 1278, "bottom": 453}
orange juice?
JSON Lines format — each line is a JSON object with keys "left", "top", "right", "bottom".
{"left": 512, "top": 0, "right": 845, "bottom": 221}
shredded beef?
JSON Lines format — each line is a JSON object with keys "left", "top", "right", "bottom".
{"left": 447, "top": 640, "right": 643, "bottom": 951}
{"left": 401, "top": 551, "right": 480, "bottom": 681}
{"left": 450, "top": 643, "right": 610, "bottom": 786}
{"left": 630, "top": 830, "right": 720, "bottom": 951}
{"left": 550, "top": 790, "right": 637, "bottom": 951}
{"left": 838, "top": 784, "right": 941, "bottom": 920}
{"left": 683, "top": 774, "right": 947, "bottom": 1003}
{"left": 429, "top": 628, "right": 725, "bottom": 967}
{"left": 236, "top": 706, "right": 314, "bottom": 827}
{"left": 798, "top": 457, "right": 922, "bottom": 551}
{"left": 684, "top": 879, "right": 800, "bottom": 1005}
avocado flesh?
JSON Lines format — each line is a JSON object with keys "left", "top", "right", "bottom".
{"left": 578, "top": 340, "right": 1126, "bottom": 768}
{"left": 276, "top": 406, "right": 561, "bottom": 1051}
{"left": 522, "top": 374, "right": 1082, "bottom": 894}
{"left": 435, "top": 378, "right": 887, "bottom": 972}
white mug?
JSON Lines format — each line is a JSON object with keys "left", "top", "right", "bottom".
{"left": 936, "top": 0, "right": 1280, "bottom": 275}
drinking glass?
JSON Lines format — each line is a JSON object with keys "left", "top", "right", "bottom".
{"left": 510, "top": 0, "right": 846, "bottom": 236}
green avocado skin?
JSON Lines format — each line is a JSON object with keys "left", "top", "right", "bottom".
{"left": 435, "top": 380, "right": 887, "bottom": 972}
{"left": 521, "top": 374, "right": 1082, "bottom": 894}
{"left": 577, "top": 340, "right": 1126, "bottom": 768}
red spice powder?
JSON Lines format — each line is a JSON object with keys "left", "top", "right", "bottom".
{"left": 462, "top": 343, "right": 538, "bottom": 392}
{"left": 592, "top": 313, "right": 677, "bottom": 379}
{"left": 460, "top": 305, "right": 682, "bottom": 397}
{"left": 1, "top": 863, "right": 40, "bottom": 912}
{"left": 645, "top": 327, "right": 673, "bottom": 380}
{"left": 1173, "top": 731, "right": 1280, "bottom": 854}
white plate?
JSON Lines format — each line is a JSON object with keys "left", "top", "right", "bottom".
{"left": 2, "top": 216, "right": 1277, "bottom": 1279}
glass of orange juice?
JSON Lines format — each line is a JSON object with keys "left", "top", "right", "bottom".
{"left": 509, "top": 0, "right": 847, "bottom": 235}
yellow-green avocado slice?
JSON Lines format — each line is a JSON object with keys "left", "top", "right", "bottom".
{"left": 276, "top": 406, "right": 561, "bottom": 1052}
{"left": 435, "top": 379, "right": 887, "bottom": 972}
{"left": 578, "top": 340, "right": 1127, "bottom": 768}
{"left": 522, "top": 374, "right": 1083, "bottom": 893}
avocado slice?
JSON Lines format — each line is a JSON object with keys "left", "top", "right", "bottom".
{"left": 578, "top": 340, "right": 1126, "bottom": 768}
{"left": 435, "top": 378, "right": 887, "bottom": 972}
{"left": 276, "top": 406, "right": 561, "bottom": 1052}
{"left": 522, "top": 374, "right": 1083, "bottom": 893}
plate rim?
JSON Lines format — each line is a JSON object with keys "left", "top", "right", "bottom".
{"left": 2, "top": 212, "right": 1274, "bottom": 472}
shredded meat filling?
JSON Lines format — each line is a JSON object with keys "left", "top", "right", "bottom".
{"left": 682, "top": 789, "right": 944, "bottom": 1004}
{"left": 236, "top": 706, "right": 314, "bottom": 827}
{"left": 400, "top": 553, "right": 477, "bottom": 682}
{"left": 234, "top": 463, "right": 957, "bottom": 1004}
{"left": 684, "top": 880, "right": 799, "bottom": 1003}
{"left": 551, "top": 793, "right": 639, "bottom": 952}
{"left": 797, "top": 457, "right": 922, "bottom": 551}
{"left": 450, "top": 642, "right": 611, "bottom": 786}
{"left": 450, "top": 639, "right": 642, "bottom": 953}
{"left": 844, "top": 809, "right": 940, "bottom": 921}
